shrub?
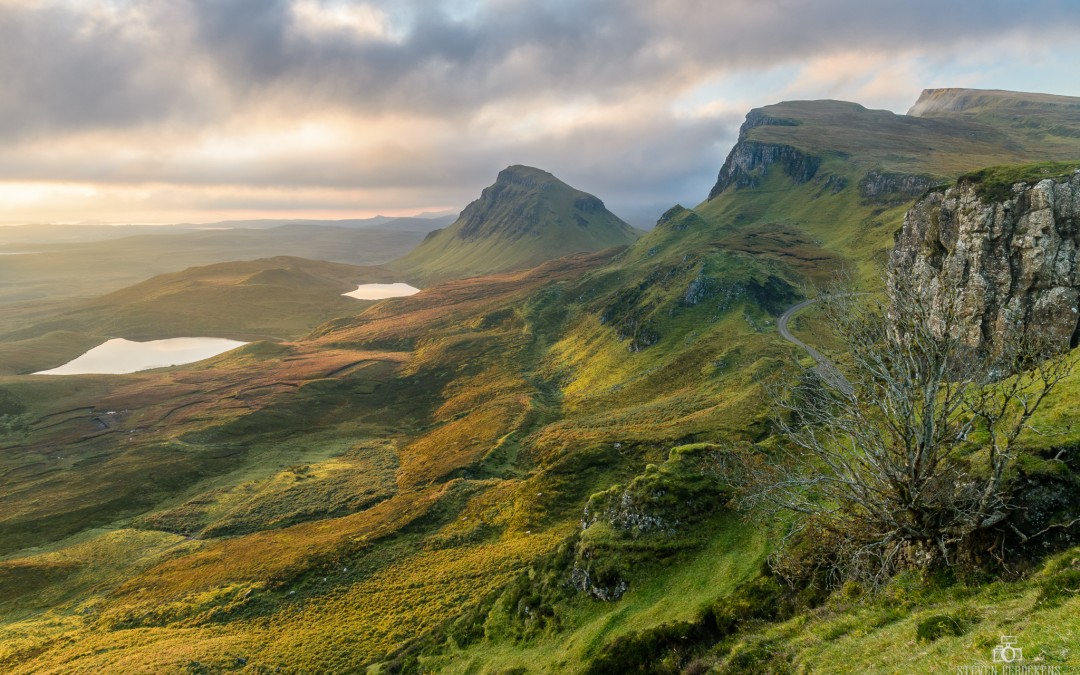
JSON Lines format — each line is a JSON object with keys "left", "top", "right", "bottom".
{"left": 915, "top": 611, "right": 979, "bottom": 642}
{"left": 709, "top": 575, "right": 791, "bottom": 635}
{"left": 584, "top": 620, "right": 707, "bottom": 675}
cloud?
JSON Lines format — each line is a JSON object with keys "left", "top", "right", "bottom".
{"left": 2, "top": 0, "right": 1080, "bottom": 223}
{"left": 0, "top": 1, "right": 224, "bottom": 140}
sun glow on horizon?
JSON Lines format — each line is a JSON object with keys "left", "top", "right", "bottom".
{"left": 1, "top": 1, "right": 1079, "bottom": 225}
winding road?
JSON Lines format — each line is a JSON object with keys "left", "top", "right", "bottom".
{"left": 777, "top": 297, "right": 854, "bottom": 396}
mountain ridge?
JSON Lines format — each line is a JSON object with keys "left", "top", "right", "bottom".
{"left": 908, "top": 87, "right": 1080, "bottom": 116}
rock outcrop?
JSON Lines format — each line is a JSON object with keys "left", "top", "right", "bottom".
{"left": 707, "top": 111, "right": 820, "bottom": 199}
{"left": 859, "top": 170, "right": 939, "bottom": 203}
{"left": 454, "top": 166, "right": 620, "bottom": 241}
{"left": 654, "top": 204, "right": 707, "bottom": 232}
{"left": 708, "top": 141, "right": 821, "bottom": 199}
{"left": 889, "top": 170, "right": 1080, "bottom": 353}
{"left": 570, "top": 445, "right": 730, "bottom": 601}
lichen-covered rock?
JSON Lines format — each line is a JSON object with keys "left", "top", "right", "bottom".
{"left": 569, "top": 562, "right": 629, "bottom": 602}
{"left": 889, "top": 170, "right": 1080, "bottom": 352}
{"left": 682, "top": 272, "right": 720, "bottom": 306}
{"left": 820, "top": 175, "right": 849, "bottom": 194}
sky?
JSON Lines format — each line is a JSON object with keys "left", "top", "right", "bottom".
{"left": 3, "top": 0, "right": 1080, "bottom": 227}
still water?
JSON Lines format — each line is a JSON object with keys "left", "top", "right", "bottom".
{"left": 34, "top": 337, "right": 248, "bottom": 375}
{"left": 342, "top": 283, "right": 420, "bottom": 300}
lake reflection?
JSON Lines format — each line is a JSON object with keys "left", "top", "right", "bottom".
{"left": 342, "top": 282, "right": 421, "bottom": 300}
{"left": 34, "top": 337, "right": 248, "bottom": 375}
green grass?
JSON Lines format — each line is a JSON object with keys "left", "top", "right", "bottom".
{"left": 0, "top": 331, "right": 105, "bottom": 376}
{"left": 425, "top": 512, "right": 767, "bottom": 673}
{"left": 709, "top": 548, "right": 1080, "bottom": 673}
{"left": 957, "top": 161, "right": 1080, "bottom": 202}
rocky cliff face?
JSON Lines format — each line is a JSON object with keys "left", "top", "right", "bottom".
{"left": 890, "top": 170, "right": 1080, "bottom": 352}
{"left": 708, "top": 141, "right": 821, "bottom": 199}
{"left": 707, "top": 111, "right": 820, "bottom": 199}
{"left": 859, "top": 170, "right": 938, "bottom": 203}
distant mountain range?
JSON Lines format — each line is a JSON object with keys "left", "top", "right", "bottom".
{"left": 0, "top": 214, "right": 455, "bottom": 248}
{"left": 170, "top": 214, "right": 457, "bottom": 233}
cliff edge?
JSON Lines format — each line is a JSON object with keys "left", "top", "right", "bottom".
{"left": 890, "top": 166, "right": 1080, "bottom": 352}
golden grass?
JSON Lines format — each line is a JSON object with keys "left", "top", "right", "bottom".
{"left": 261, "top": 533, "right": 561, "bottom": 672}
{"left": 102, "top": 485, "right": 451, "bottom": 615}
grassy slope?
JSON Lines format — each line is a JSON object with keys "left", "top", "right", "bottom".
{"left": 702, "top": 546, "right": 1080, "bottom": 674}
{"left": 431, "top": 513, "right": 768, "bottom": 674}
{"left": 0, "top": 253, "right": 647, "bottom": 671}
{"left": 2, "top": 91, "right": 1080, "bottom": 673}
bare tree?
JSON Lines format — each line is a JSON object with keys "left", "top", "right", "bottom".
{"left": 747, "top": 275, "right": 1074, "bottom": 585}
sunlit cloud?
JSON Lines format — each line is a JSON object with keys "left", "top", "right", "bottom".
{"left": 1, "top": 0, "right": 1079, "bottom": 226}
{"left": 290, "top": 1, "right": 401, "bottom": 42}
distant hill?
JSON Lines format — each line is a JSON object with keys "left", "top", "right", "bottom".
{"left": 908, "top": 87, "right": 1080, "bottom": 117}
{"left": 0, "top": 225, "right": 425, "bottom": 318}
{"left": 392, "top": 165, "right": 641, "bottom": 284}
{"left": 167, "top": 214, "right": 455, "bottom": 233}
{"left": 3, "top": 257, "right": 399, "bottom": 351}
{"left": 0, "top": 215, "right": 455, "bottom": 247}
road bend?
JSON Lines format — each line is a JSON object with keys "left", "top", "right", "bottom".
{"left": 776, "top": 297, "right": 855, "bottom": 397}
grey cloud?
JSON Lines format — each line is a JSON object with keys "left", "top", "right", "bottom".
{"left": 3, "top": 0, "right": 1080, "bottom": 222}
{"left": 484, "top": 112, "right": 741, "bottom": 214}
{"left": 5, "top": 0, "right": 1079, "bottom": 138}
{"left": 645, "top": 0, "right": 1080, "bottom": 66}
{"left": 184, "top": 0, "right": 660, "bottom": 114}
{"left": 0, "top": 106, "right": 738, "bottom": 214}
{"left": 0, "top": 2, "right": 221, "bottom": 139}
{"left": 177, "top": 0, "right": 1080, "bottom": 115}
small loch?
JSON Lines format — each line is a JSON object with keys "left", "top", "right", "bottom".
{"left": 34, "top": 337, "right": 248, "bottom": 375}
{"left": 342, "top": 283, "right": 421, "bottom": 300}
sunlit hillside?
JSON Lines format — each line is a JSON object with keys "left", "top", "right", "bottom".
{"left": 0, "top": 86, "right": 1078, "bottom": 674}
